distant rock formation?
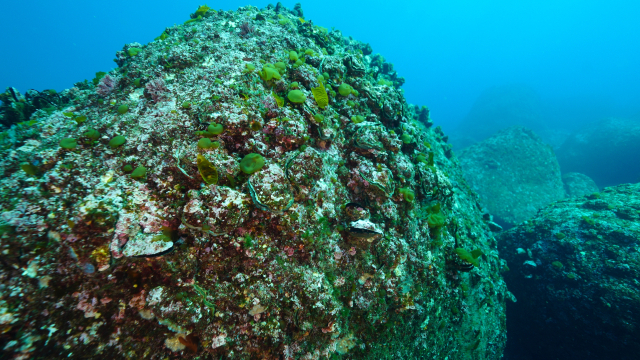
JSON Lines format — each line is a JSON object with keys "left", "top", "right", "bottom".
{"left": 562, "top": 172, "right": 599, "bottom": 198}
{"left": 458, "top": 126, "right": 565, "bottom": 226}
{"left": 452, "top": 84, "right": 544, "bottom": 150}
{"left": 557, "top": 117, "right": 640, "bottom": 187}
{"left": 498, "top": 183, "right": 640, "bottom": 360}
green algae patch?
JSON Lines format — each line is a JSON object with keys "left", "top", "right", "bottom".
{"left": 311, "top": 81, "right": 328, "bottom": 109}
{"left": 208, "top": 123, "right": 224, "bottom": 135}
{"left": 60, "top": 138, "right": 77, "bottom": 150}
{"left": 131, "top": 166, "right": 147, "bottom": 179}
{"left": 84, "top": 128, "right": 100, "bottom": 140}
{"left": 197, "top": 154, "right": 218, "bottom": 185}
{"left": 197, "top": 138, "right": 212, "bottom": 149}
{"left": 128, "top": 47, "right": 142, "bottom": 56}
{"left": 240, "top": 153, "right": 265, "bottom": 174}
{"left": 287, "top": 90, "right": 306, "bottom": 104}
{"left": 398, "top": 187, "right": 415, "bottom": 202}
{"left": 20, "top": 163, "right": 39, "bottom": 176}
{"left": 338, "top": 83, "right": 353, "bottom": 96}
{"left": 455, "top": 248, "right": 481, "bottom": 267}
{"left": 117, "top": 104, "right": 129, "bottom": 114}
{"left": 109, "top": 135, "right": 126, "bottom": 148}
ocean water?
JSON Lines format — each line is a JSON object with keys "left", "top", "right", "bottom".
{"left": 1, "top": 1, "right": 639, "bottom": 359}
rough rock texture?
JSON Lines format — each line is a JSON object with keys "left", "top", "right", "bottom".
{"left": 451, "top": 84, "right": 544, "bottom": 150}
{"left": 557, "top": 117, "right": 640, "bottom": 187}
{"left": 498, "top": 183, "right": 640, "bottom": 360}
{"left": 458, "top": 126, "right": 565, "bottom": 226}
{"left": 0, "top": 5, "right": 509, "bottom": 359}
{"left": 562, "top": 172, "right": 599, "bottom": 198}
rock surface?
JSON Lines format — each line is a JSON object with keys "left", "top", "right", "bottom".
{"left": 562, "top": 172, "right": 599, "bottom": 198}
{"left": 0, "top": 5, "right": 509, "bottom": 359}
{"left": 498, "top": 183, "right": 640, "bottom": 360}
{"left": 458, "top": 126, "right": 565, "bottom": 226}
{"left": 557, "top": 117, "right": 640, "bottom": 187}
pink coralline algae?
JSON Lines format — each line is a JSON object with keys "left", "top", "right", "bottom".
{"left": 144, "top": 77, "right": 170, "bottom": 103}
{"left": 96, "top": 74, "right": 119, "bottom": 97}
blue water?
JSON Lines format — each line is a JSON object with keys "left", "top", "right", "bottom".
{"left": 1, "top": 0, "right": 639, "bottom": 133}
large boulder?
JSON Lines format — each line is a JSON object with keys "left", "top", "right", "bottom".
{"left": 0, "top": 4, "right": 509, "bottom": 359}
{"left": 458, "top": 126, "right": 565, "bottom": 226}
{"left": 562, "top": 172, "right": 599, "bottom": 198}
{"left": 498, "top": 183, "right": 640, "bottom": 360}
{"left": 557, "top": 117, "right": 640, "bottom": 187}
{"left": 452, "top": 84, "right": 544, "bottom": 150}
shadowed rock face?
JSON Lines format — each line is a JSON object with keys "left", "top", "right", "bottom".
{"left": 0, "top": 4, "right": 509, "bottom": 359}
{"left": 556, "top": 117, "right": 640, "bottom": 188}
{"left": 458, "top": 126, "right": 565, "bottom": 227}
{"left": 452, "top": 84, "right": 544, "bottom": 150}
{"left": 498, "top": 183, "right": 640, "bottom": 360}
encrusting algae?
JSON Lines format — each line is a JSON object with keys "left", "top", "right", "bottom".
{"left": 0, "top": 3, "right": 511, "bottom": 359}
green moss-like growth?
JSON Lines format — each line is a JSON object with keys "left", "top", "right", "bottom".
{"left": 60, "top": 138, "right": 77, "bottom": 150}
{"left": 287, "top": 90, "right": 307, "bottom": 104}
{"left": 211, "top": 140, "right": 220, "bottom": 149}
{"left": 398, "top": 188, "right": 415, "bottom": 202}
{"left": 351, "top": 115, "right": 365, "bottom": 124}
{"left": 245, "top": 63, "right": 256, "bottom": 72}
{"left": 338, "top": 83, "right": 353, "bottom": 96}
{"left": 84, "top": 128, "right": 100, "bottom": 140}
{"left": 551, "top": 261, "right": 564, "bottom": 270}
{"left": 109, "top": 135, "right": 126, "bottom": 148}
{"left": 74, "top": 115, "right": 87, "bottom": 124}
{"left": 427, "top": 205, "right": 446, "bottom": 228}
{"left": 182, "top": 101, "right": 192, "bottom": 109}
{"left": 274, "top": 62, "right": 286, "bottom": 74}
{"left": 314, "top": 114, "right": 324, "bottom": 123}
{"left": 455, "top": 248, "right": 481, "bottom": 267}
{"left": 131, "top": 166, "right": 147, "bottom": 179}
{"left": 128, "top": 47, "right": 142, "bottom": 56}
{"left": 117, "top": 104, "right": 129, "bottom": 114}
{"left": 401, "top": 133, "right": 412, "bottom": 144}
{"left": 554, "top": 232, "right": 566, "bottom": 240}
{"left": 20, "top": 163, "right": 39, "bottom": 176}
{"left": 240, "top": 153, "right": 265, "bottom": 174}
{"left": 195, "top": 4, "right": 211, "bottom": 16}
{"left": 198, "top": 138, "right": 212, "bottom": 149}
{"left": 123, "top": 164, "right": 133, "bottom": 173}
{"left": 289, "top": 50, "right": 298, "bottom": 62}
{"left": 259, "top": 66, "right": 282, "bottom": 81}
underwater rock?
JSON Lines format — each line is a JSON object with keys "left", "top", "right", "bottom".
{"left": 122, "top": 233, "right": 174, "bottom": 257}
{"left": 458, "top": 126, "right": 565, "bottom": 226}
{"left": 562, "top": 172, "right": 599, "bottom": 198}
{"left": 0, "top": 4, "right": 509, "bottom": 359}
{"left": 498, "top": 182, "right": 640, "bottom": 360}
{"left": 557, "top": 117, "right": 640, "bottom": 187}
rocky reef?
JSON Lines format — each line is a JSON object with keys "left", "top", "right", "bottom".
{"left": 0, "top": 4, "right": 509, "bottom": 359}
{"left": 557, "top": 117, "right": 640, "bottom": 187}
{"left": 458, "top": 126, "right": 565, "bottom": 227}
{"left": 499, "top": 183, "right": 640, "bottom": 360}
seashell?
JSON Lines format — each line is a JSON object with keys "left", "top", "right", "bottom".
{"left": 247, "top": 164, "right": 294, "bottom": 215}
{"left": 346, "top": 219, "right": 383, "bottom": 242}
